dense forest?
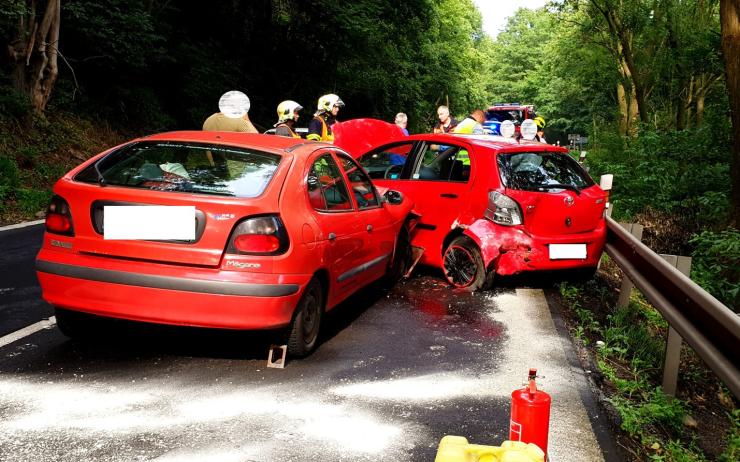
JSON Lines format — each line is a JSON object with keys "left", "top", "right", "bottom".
{"left": 1, "top": 0, "right": 739, "bottom": 460}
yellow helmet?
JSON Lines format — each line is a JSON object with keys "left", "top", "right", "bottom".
{"left": 534, "top": 116, "right": 546, "bottom": 129}
{"left": 277, "top": 100, "right": 303, "bottom": 123}
{"left": 317, "top": 94, "right": 345, "bottom": 112}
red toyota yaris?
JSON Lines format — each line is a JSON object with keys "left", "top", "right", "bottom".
{"left": 354, "top": 133, "right": 609, "bottom": 291}
{"left": 36, "top": 132, "right": 415, "bottom": 356}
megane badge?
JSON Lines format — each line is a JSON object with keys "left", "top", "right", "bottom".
{"left": 564, "top": 197, "right": 574, "bottom": 206}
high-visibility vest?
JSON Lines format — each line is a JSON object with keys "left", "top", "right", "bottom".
{"left": 276, "top": 123, "right": 301, "bottom": 138}
{"left": 307, "top": 116, "right": 334, "bottom": 142}
{"left": 453, "top": 117, "right": 481, "bottom": 134}
{"left": 457, "top": 149, "right": 470, "bottom": 166}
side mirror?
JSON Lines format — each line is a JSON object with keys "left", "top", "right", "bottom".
{"left": 383, "top": 190, "right": 403, "bottom": 205}
{"left": 599, "top": 174, "right": 613, "bottom": 191}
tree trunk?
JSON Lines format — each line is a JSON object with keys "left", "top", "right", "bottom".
{"left": 7, "top": 0, "right": 61, "bottom": 114}
{"left": 720, "top": 0, "right": 740, "bottom": 228}
{"left": 617, "top": 82, "right": 629, "bottom": 136}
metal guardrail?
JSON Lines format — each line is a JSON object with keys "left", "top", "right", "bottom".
{"left": 604, "top": 216, "right": 740, "bottom": 399}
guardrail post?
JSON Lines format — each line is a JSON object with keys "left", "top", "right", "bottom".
{"left": 659, "top": 255, "right": 692, "bottom": 397}
{"left": 616, "top": 223, "right": 644, "bottom": 308}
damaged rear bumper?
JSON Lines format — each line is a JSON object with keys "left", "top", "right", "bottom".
{"left": 463, "top": 219, "right": 606, "bottom": 276}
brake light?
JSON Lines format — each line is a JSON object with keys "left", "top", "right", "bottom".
{"left": 45, "top": 195, "right": 74, "bottom": 236}
{"left": 484, "top": 191, "right": 523, "bottom": 226}
{"left": 227, "top": 216, "right": 288, "bottom": 256}
{"left": 234, "top": 234, "right": 280, "bottom": 253}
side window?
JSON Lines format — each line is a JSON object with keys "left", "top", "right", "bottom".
{"left": 357, "top": 142, "right": 414, "bottom": 180}
{"left": 307, "top": 154, "right": 353, "bottom": 211}
{"left": 337, "top": 154, "right": 380, "bottom": 209}
{"left": 411, "top": 143, "right": 470, "bottom": 182}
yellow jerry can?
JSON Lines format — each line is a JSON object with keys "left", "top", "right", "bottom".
{"left": 434, "top": 435, "right": 545, "bottom": 462}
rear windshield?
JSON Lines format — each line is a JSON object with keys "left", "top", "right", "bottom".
{"left": 498, "top": 152, "right": 594, "bottom": 193}
{"left": 75, "top": 141, "right": 282, "bottom": 198}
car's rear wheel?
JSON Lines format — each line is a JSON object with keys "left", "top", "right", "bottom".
{"left": 54, "top": 307, "right": 92, "bottom": 339}
{"left": 287, "top": 277, "right": 324, "bottom": 358}
{"left": 442, "top": 236, "right": 493, "bottom": 291}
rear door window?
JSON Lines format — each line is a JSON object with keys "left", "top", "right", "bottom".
{"left": 75, "top": 141, "right": 282, "bottom": 198}
{"left": 307, "top": 154, "right": 353, "bottom": 211}
{"left": 336, "top": 153, "right": 380, "bottom": 209}
{"left": 498, "top": 152, "right": 594, "bottom": 193}
{"left": 411, "top": 143, "right": 470, "bottom": 182}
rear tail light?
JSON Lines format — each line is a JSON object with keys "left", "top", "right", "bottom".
{"left": 45, "top": 195, "right": 75, "bottom": 236}
{"left": 226, "top": 216, "right": 289, "bottom": 256}
{"left": 484, "top": 191, "right": 523, "bottom": 226}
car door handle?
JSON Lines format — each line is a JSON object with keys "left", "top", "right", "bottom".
{"left": 366, "top": 225, "right": 373, "bottom": 232}
{"left": 440, "top": 193, "right": 458, "bottom": 199}
{"left": 328, "top": 232, "right": 336, "bottom": 241}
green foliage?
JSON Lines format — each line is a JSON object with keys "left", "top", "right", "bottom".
{"left": 690, "top": 229, "right": 740, "bottom": 311}
{"left": 719, "top": 409, "right": 740, "bottom": 462}
{"left": 15, "top": 188, "right": 51, "bottom": 214}
{"left": 610, "top": 388, "right": 686, "bottom": 437}
{"left": 0, "top": 84, "right": 31, "bottom": 120}
{"left": 586, "top": 125, "right": 732, "bottom": 223}
{"left": 559, "top": 277, "right": 728, "bottom": 460}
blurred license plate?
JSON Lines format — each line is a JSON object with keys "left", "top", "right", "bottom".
{"left": 549, "top": 244, "right": 587, "bottom": 260}
{"left": 104, "top": 206, "right": 195, "bottom": 240}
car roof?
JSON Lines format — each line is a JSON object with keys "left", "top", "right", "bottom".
{"left": 404, "top": 133, "right": 568, "bottom": 153}
{"left": 138, "top": 131, "right": 312, "bottom": 155}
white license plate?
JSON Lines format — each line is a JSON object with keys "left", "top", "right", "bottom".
{"left": 549, "top": 244, "right": 587, "bottom": 260}
{"left": 104, "top": 206, "right": 195, "bottom": 240}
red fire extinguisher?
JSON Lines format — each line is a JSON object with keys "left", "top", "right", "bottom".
{"left": 510, "top": 368, "right": 551, "bottom": 458}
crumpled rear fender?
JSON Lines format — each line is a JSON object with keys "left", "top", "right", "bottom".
{"left": 462, "top": 219, "right": 537, "bottom": 275}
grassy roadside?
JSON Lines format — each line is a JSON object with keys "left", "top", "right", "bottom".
{"left": 555, "top": 258, "right": 738, "bottom": 461}
{"left": 0, "top": 112, "right": 128, "bottom": 226}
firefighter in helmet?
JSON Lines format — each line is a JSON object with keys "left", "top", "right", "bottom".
{"left": 307, "top": 93, "right": 344, "bottom": 142}
{"left": 534, "top": 116, "right": 547, "bottom": 143}
{"left": 275, "top": 100, "right": 303, "bottom": 138}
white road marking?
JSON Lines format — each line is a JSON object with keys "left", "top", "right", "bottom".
{"left": 0, "top": 317, "right": 56, "bottom": 349}
{"left": 0, "top": 219, "right": 45, "bottom": 232}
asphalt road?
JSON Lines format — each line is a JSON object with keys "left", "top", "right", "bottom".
{"left": 0, "top": 223, "right": 617, "bottom": 462}
{"left": 0, "top": 223, "right": 52, "bottom": 337}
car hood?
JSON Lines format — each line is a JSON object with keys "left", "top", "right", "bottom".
{"left": 333, "top": 118, "right": 405, "bottom": 158}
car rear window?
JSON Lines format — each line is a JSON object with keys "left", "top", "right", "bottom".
{"left": 498, "top": 152, "right": 594, "bottom": 193}
{"left": 75, "top": 141, "right": 282, "bottom": 198}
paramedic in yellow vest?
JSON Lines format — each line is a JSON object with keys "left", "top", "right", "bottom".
{"left": 274, "top": 100, "right": 303, "bottom": 138}
{"left": 307, "top": 94, "right": 344, "bottom": 142}
{"left": 452, "top": 109, "right": 485, "bottom": 166}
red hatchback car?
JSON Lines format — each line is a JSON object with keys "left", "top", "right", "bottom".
{"left": 36, "top": 132, "right": 414, "bottom": 356}
{"left": 355, "top": 133, "right": 609, "bottom": 290}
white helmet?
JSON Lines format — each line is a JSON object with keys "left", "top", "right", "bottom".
{"left": 317, "top": 93, "right": 345, "bottom": 112}
{"left": 277, "top": 100, "right": 303, "bottom": 123}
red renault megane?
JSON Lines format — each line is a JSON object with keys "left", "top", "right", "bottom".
{"left": 353, "top": 132, "right": 610, "bottom": 291}
{"left": 36, "top": 132, "right": 415, "bottom": 356}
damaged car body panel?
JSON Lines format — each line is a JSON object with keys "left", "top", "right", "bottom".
{"left": 345, "top": 123, "right": 609, "bottom": 290}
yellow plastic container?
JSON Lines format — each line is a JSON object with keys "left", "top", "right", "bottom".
{"left": 434, "top": 435, "right": 545, "bottom": 462}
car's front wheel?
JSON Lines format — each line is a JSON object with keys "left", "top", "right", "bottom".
{"left": 287, "top": 277, "right": 324, "bottom": 358}
{"left": 442, "top": 236, "right": 494, "bottom": 291}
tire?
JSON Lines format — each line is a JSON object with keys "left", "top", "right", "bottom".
{"left": 287, "top": 277, "right": 324, "bottom": 358}
{"left": 442, "top": 236, "right": 494, "bottom": 291}
{"left": 54, "top": 307, "right": 91, "bottom": 339}
{"left": 383, "top": 226, "right": 411, "bottom": 288}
